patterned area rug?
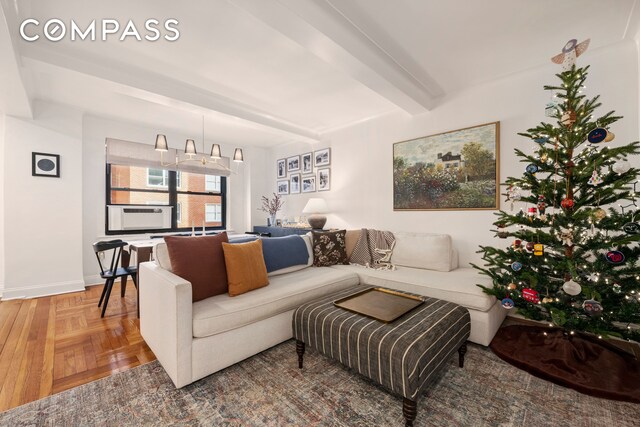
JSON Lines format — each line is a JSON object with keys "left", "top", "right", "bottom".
{"left": 0, "top": 340, "right": 637, "bottom": 426}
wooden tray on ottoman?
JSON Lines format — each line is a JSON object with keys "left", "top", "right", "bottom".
{"left": 333, "top": 287, "right": 424, "bottom": 323}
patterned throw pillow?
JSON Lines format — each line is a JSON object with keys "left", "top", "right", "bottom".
{"left": 312, "top": 230, "right": 349, "bottom": 267}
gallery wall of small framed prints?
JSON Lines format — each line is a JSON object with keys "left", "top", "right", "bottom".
{"left": 277, "top": 148, "right": 330, "bottom": 195}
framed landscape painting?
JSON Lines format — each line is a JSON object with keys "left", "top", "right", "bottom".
{"left": 393, "top": 122, "right": 499, "bottom": 210}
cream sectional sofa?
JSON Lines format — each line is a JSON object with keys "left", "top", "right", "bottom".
{"left": 139, "top": 232, "right": 505, "bottom": 388}
{"left": 333, "top": 232, "right": 505, "bottom": 347}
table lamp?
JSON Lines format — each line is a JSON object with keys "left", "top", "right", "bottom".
{"left": 303, "top": 198, "right": 329, "bottom": 229}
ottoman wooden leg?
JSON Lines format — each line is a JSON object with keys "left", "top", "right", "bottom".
{"left": 458, "top": 342, "right": 467, "bottom": 368}
{"left": 402, "top": 398, "right": 417, "bottom": 426}
{"left": 296, "top": 340, "right": 305, "bottom": 369}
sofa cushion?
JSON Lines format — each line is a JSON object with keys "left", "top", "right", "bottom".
{"left": 192, "top": 267, "right": 360, "bottom": 338}
{"left": 312, "top": 230, "right": 349, "bottom": 266}
{"left": 391, "top": 232, "right": 452, "bottom": 272}
{"left": 269, "top": 234, "right": 313, "bottom": 277}
{"left": 222, "top": 240, "right": 269, "bottom": 297}
{"left": 329, "top": 264, "right": 495, "bottom": 312}
{"left": 155, "top": 241, "right": 173, "bottom": 272}
{"left": 164, "top": 233, "right": 229, "bottom": 302}
{"left": 261, "top": 235, "right": 309, "bottom": 273}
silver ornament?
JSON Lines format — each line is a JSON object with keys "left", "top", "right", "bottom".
{"left": 563, "top": 279, "right": 582, "bottom": 296}
{"left": 612, "top": 160, "right": 631, "bottom": 175}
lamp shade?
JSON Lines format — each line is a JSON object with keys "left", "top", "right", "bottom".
{"left": 185, "top": 139, "right": 197, "bottom": 156}
{"left": 303, "top": 198, "right": 329, "bottom": 214}
{"left": 210, "top": 143, "right": 221, "bottom": 159}
{"left": 154, "top": 134, "right": 169, "bottom": 152}
{"left": 233, "top": 148, "right": 244, "bottom": 162}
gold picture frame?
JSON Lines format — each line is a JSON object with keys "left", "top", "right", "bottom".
{"left": 393, "top": 121, "right": 500, "bottom": 211}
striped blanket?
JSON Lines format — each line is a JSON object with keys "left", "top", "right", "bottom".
{"left": 350, "top": 229, "right": 396, "bottom": 270}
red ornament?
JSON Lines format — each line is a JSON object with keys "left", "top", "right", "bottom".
{"left": 561, "top": 198, "right": 574, "bottom": 209}
{"left": 522, "top": 288, "right": 540, "bottom": 304}
{"left": 525, "top": 242, "right": 535, "bottom": 252}
{"left": 512, "top": 239, "right": 522, "bottom": 250}
{"left": 527, "top": 207, "right": 536, "bottom": 217}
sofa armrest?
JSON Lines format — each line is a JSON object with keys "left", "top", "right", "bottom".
{"left": 139, "top": 261, "right": 193, "bottom": 388}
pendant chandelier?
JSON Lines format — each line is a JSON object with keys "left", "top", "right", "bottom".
{"left": 154, "top": 116, "right": 243, "bottom": 172}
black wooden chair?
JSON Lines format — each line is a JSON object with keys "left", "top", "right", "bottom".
{"left": 92, "top": 240, "right": 137, "bottom": 318}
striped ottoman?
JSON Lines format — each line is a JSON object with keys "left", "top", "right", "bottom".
{"left": 292, "top": 286, "right": 470, "bottom": 427}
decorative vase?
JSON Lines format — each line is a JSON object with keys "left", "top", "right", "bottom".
{"left": 269, "top": 215, "right": 276, "bottom": 227}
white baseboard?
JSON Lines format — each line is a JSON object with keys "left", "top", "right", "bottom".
{"left": 1, "top": 280, "right": 86, "bottom": 300}
{"left": 84, "top": 275, "right": 104, "bottom": 286}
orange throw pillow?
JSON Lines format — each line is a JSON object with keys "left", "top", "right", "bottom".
{"left": 164, "top": 232, "right": 229, "bottom": 302}
{"left": 222, "top": 240, "right": 269, "bottom": 297}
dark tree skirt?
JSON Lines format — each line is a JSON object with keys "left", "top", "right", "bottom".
{"left": 490, "top": 325, "right": 640, "bottom": 403}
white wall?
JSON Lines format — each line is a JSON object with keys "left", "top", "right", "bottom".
{"left": 0, "top": 113, "right": 5, "bottom": 295}
{"left": 81, "top": 115, "right": 268, "bottom": 284}
{"left": 635, "top": 28, "right": 640, "bottom": 135}
{"left": 2, "top": 102, "right": 85, "bottom": 299}
{"left": 265, "top": 41, "right": 640, "bottom": 266}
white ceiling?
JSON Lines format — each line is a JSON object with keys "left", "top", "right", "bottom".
{"left": 1, "top": 0, "right": 638, "bottom": 147}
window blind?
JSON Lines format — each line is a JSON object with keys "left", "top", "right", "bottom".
{"left": 105, "top": 138, "right": 231, "bottom": 177}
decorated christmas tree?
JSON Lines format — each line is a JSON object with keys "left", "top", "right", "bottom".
{"left": 474, "top": 39, "right": 640, "bottom": 341}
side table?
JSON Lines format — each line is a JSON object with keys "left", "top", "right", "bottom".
{"left": 253, "top": 226, "right": 315, "bottom": 237}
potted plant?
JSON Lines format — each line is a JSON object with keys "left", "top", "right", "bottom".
{"left": 259, "top": 193, "right": 284, "bottom": 226}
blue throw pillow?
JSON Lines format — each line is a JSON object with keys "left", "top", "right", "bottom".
{"left": 229, "top": 236, "right": 259, "bottom": 244}
{"left": 261, "top": 235, "right": 309, "bottom": 273}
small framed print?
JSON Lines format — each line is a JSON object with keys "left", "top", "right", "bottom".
{"left": 277, "top": 158, "right": 286, "bottom": 178}
{"left": 277, "top": 180, "right": 290, "bottom": 195}
{"left": 318, "top": 168, "right": 330, "bottom": 191}
{"left": 314, "top": 148, "right": 330, "bottom": 167}
{"left": 32, "top": 152, "right": 60, "bottom": 178}
{"left": 287, "top": 155, "right": 300, "bottom": 172}
{"left": 301, "top": 152, "right": 313, "bottom": 174}
{"left": 275, "top": 219, "right": 282, "bottom": 226}
{"left": 290, "top": 173, "right": 301, "bottom": 194}
{"left": 302, "top": 176, "right": 316, "bottom": 193}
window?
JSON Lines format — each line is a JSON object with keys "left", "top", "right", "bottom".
{"left": 205, "top": 175, "right": 221, "bottom": 192}
{"left": 147, "top": 169, "right": 181, "bottom": 188}
{"left": 205, "top": 203, "right": 221, "bottom": 222}
{"left": 107, "top": 165, "right": 226, "bottom": 234}
{"left": 147, "top": 169, "right": 168, "bottom": 187}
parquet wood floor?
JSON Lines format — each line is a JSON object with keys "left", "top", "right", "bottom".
{"left": 0, "top": 280, "right": 155, "bottom": 412}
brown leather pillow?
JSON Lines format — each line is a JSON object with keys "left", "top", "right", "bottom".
{"left": 312, "top": 230, "right": 349, "bottom": 267}
{"left": 164, "top": 232, "right": 229, "bottom": 302}
{"left": 222, "top": 240, "right": 269, "bottom": 297}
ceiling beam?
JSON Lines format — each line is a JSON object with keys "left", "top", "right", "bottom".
{"left": 19, "top": 44, "right": 321, "bottom": 143}
{"left": 0, "top": 2, "right": 32, "bottom": 118}
{"left": 230, "top": 0, "right": 444, "bottom": 115}
{"left": 623, "top": 0, "right": 640, "bottom": 41}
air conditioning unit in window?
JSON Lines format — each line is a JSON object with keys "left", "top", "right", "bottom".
{"left": 107, "top": 205, "right": 172, "bottom": 231}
